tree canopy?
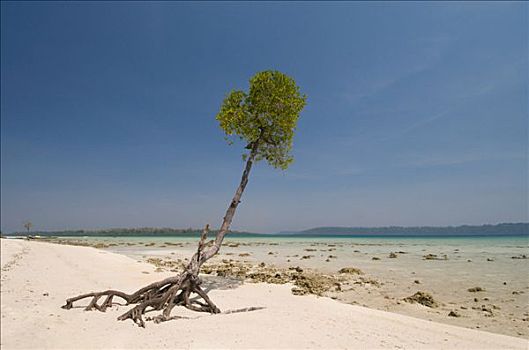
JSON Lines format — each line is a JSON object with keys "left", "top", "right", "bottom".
{"left": 216, "top": 70, "right": 307, "bottom": 170}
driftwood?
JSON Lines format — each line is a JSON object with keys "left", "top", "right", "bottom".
{"left": 62, "top": 141, "right": 260, "bottom": 327}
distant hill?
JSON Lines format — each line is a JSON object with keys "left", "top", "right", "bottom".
{"left": 281, "top": 223, "right": 529, "bottom": 236}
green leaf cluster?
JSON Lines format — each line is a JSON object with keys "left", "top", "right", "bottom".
{"left": 216, "top": 70, "right": 307, "bottom": 169}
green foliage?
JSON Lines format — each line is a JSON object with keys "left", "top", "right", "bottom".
{"left": 216, "top": 70, "right": 307, "bottom": 169}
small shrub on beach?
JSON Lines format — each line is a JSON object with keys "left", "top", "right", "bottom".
{"left": 404, "top": 291, "right": 439, "bottom": 308}
{"left": 291, "top": 274, "right": 342, "bottom": 296}
{"left": 338, "top": 267, "right": 363, "bottom": 275}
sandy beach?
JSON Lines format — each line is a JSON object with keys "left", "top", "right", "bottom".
{"left": 1, "top": 239, "right": 527, "bottom": 349}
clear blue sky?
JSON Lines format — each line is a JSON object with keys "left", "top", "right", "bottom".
{"left": 1, "top": 2, "right": 527, "bottom": 233}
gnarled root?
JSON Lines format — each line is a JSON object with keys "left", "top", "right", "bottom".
{"left": 62, "top": 272, "right": 220, "bottom": 327}
{"left": 62, "top": 224, "right": 224, "bottom": 327}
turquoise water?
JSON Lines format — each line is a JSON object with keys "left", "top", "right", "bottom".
{"left": 52, "top": 235, "right": 529, "bottom": 258}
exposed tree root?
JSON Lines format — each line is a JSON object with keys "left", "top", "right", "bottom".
{"left": 62, "top": 225, "right": 222, "bottom": 327}
{"left": 222, "top": 306, "right": 265, "bottom": 314}
{"left": 62, "top": 272, "right": 221, "bottom": 327}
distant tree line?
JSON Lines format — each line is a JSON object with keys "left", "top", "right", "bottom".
{"left": 5, "top": 227, "right": 257, "bottom": 237}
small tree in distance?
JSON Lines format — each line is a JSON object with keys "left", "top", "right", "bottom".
{"left": 24, "top": 221, "right": 33, "bottom": 234}
{"left": 62, "top": 70, "right": 307, "bottom": 326}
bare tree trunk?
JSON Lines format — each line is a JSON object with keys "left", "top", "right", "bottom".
{"left": 202, "top": 140, "right": 259, "bottom": 261}
{"left": 179, "top": 137, "right": 260, "bottom": 275}
{"left": 62, "top": 139, "right": 261, "bottom": 327}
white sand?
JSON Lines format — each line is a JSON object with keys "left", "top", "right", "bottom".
{"left": 1, "top": 239, "right": 526, "bottom": 350}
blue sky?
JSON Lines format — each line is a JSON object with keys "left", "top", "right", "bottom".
{"left": 1, "top": 2, "right": 527, "bottom": 233}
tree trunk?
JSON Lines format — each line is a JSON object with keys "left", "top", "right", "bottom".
{"left": 62, "top": 139, "right": 261, "bottom": 327}
{"left": 202, "top": 139, "right": 259, "bottom": 261}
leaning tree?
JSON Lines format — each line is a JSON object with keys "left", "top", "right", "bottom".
{"left": 62, "top": 70, "right": 306, "bottom": 327}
